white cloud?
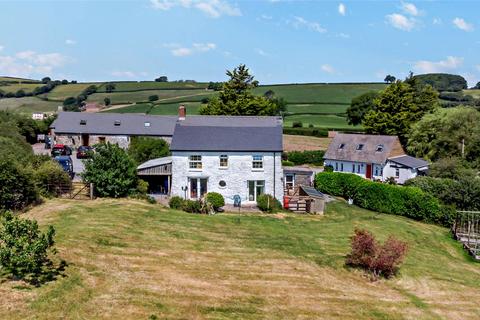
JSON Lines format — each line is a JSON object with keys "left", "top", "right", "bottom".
{"left": 150, "top": 0, "right": 241, "bottom": 18}
{"left": 386, "top": 13, "right": 416, "bottom": 31}
{"left": 413, "top": 56, "right": 463, "bottom": 73}
{"left": 321, "top": 64, "right": 335, "bottom": 74}
{"left": 291, "top": 16, "right": 327, "bottom": 33}
{"left": 260, "top": 14, "right": 272, "bottom": 20}
{"left": 111, "top": 71, "right": 137, "bottom": 78}
{"left": 168, "top": 42, "right": 216, "bottom": 57}
{"left": 400, "top": 2, "right": 419, "bottom": 16}
{"left": 337, "top": 32, "right": 350, "bottom": 39}
{"left": 65, "top": 39, "right": 76, "bottom": 45}
{"left": 432, "top": 18, "right": 442, "bottom": 25}
{"left": 338, "top": 3, "right": 346, "bottom": 16}
{"left": 0, "top": 45, "right": 4, "bottom": 52}
{"left": 453, "top": 17, "right": 474, "bottom": 32}
{"left": 255, "top": 48, "right": 269, "bottom": 57}
{"left": 0, "top": 50, "right": 69, "bottom": 77}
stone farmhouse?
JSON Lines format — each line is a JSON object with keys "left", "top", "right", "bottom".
{"left": 324, "top": 133, "right": 428, "bottom": 184}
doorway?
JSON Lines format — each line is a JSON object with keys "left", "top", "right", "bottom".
{"left": 248, "top": 180, "right": 265, "bottom": 202}
{"left": 366, "top": 164, "right": 372, "bottom": 179}
{"left": 81, "top": 134, "right": 90, "bottom": 146}
{"left": 189, "top": 178, "right": 208, "bottom": 199}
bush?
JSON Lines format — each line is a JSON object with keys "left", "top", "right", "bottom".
{"left": 205, "top": 192, "right": 225, "bottom": 211}
{"left": 292, "top": 121, "right": 303, "bottom": 128}
{"left": 182, "top": 200, "right": 202, "bottom": 213}
{"left": 135, "top": 179, "right": 149, "bottom": 197}
{"left": 128, "top": 136, "right": 170, "bottom": 164}
{"left": 285, "top": 150, "right": 325, "bottom": 166}
{"left": 0, "top": 212, "right": 59, "bottom": 284}
{"left": 282, "top": 160, "right": 294, "bottom": 166}
{"left": 315, "top": 172, "right": 451, "bottom": 226}
{"left": 169, "top": 196, "right": 184, "bottom": 210}
{"left": 257, "top": 194, "right": 282, "bottom": 213}
{"left": 346, "top": 229, "right": 408, "bottom": 279}
{"left": 283, "top": 127, "right": 328, "bottom": 138}
{"left": 33, "top": 161, "right": 72, "bottom": 198}
{"left": 82, "top": 143, "right": 137, "bottom": 198}
{"left": 0, "top": 160, "right": 38, "bottom": 211}
{"left": 148, "top": 95, "right": 159, "bottom": 102}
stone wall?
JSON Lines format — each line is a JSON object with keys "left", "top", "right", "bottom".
{"left": 171, "top": 151, "right": 283, "bottom": 204}
{"left": 53, "top": 134, "right": 171, "bottom": 149}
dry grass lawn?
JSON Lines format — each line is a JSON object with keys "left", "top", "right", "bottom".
{"left": 0, "top": 199, "right": 478, "bottom": 319}
{"left": 283, "top": 135, "right": 331, "bottom": 152}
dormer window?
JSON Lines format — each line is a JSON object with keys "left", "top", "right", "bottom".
{"left": 376, "top": 144, "right": 384, "bottom": 152}
{"left": 356, "top": 144, "right": 364, "bottom": 151}
{"left": 338, "top": 143, "right": 345, "bottom": 150}
{"left": 80, "top": 120, "right": 87, "bottom": 125}
{"left": 114, "top": 121, "right": 121, "bottom": 126}
{"left": 144, "top": 121, "right": 151, "bottom": 127}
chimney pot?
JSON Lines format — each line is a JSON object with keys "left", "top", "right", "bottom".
{"left": 178, "top": 105, "right": 186, "bottom": 120}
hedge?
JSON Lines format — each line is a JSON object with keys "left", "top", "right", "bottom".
{"left": 283, "top": 127, "right": 328, "bottom": 137}
{"left": 284, "top": 150, "right": 325, "bottom": 166}
{"left": 315, "top": 172, "right": 455, "bottom": 226}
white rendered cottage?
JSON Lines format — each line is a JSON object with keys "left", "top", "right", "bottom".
{"left": 323, "top": 133, "right": 428, "bottom": 184}
{"left": 169, "top": 109, "right": 284, "bottom": 204}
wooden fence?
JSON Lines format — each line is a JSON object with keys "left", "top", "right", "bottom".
{"left": 453, "top": 211, "right": 480, "bottom": 260}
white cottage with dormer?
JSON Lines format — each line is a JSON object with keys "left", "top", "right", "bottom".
{"left": 169, "top": 108, "right": 284, "bottom": 204}
{"left": 324, "top": 133, "right": 428, "bottom": 184}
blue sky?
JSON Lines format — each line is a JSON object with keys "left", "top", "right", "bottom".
{"left": 0, "top": 0, "right": 478, "bottom": 86}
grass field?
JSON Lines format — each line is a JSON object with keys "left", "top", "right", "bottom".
{"left": 47, "top": 83, "right": 101, "bottom": 101}
{"left": 283, "top": 134, "right": 332, "bottom": 151}
{"left": 0, "top": 76, "right": 39, "bottom": 83}
{"left": 284, "top": 114, "right": 358, "bottom": 129}
{"left": 104, "top": 101, "right": 203, "bottom": 115}
{"left": 0, "top": 97, "right": 60, "bottom": 113}
{"left": 465, "top": 89, "right": 480, "bottom": 99}
{"left": 96, "top": 81, "right": 208, "bottom": 92}
{"left": 87, "top": 89, "right": 213, "bottom": 105}
{"left": 0, "top": 83, "right": 43, "bottom": 94}
{"left": 2, "top": 198, "right": 478, "bottom": 319}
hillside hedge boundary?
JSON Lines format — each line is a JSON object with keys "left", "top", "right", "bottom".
{"left": 315, "top": 172, "right": 455, "bottom": 226}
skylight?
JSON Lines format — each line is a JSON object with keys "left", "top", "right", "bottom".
{"left": 80, "top": 120, "right": 87, "bottom": 125}
{"left": 338, "top": 143, "right": 345, "bottom": 150}
{"left": 114, "top": 121, "right": 121, "bottom": 126}
{"left": 356, "top": 144, "right": 364, "bottom": 151}
{"left": 144, "top": 122, "right": 151, "bottom": 127}
{"left": 376, "top": 144, "right": 384, "bottom": 152}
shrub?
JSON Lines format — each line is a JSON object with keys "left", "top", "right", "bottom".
{"left": 292, "top": 121, "right": 303, "bottom": 128}
{"left": 182, "top": 200, "right": 202, "bottom": 213}
{"left": 169, "top": 196, "right": 184, "bottom": 210}
{"left": 128, "top": 136, "right": 169, "bottom": 165}
{"left": 257, "top": 194, "right": 282, "bottom": 213}
{"left": 285, "top": 150, "right": 325, "bottom": 166}
{"left": 315, "top": 172, "right": 450, "bottom": 226}
{"left": 0, "top": 160, "right": 38, "bottom": 211}
{"left": 282, "top": 160, "right": 294, "bottom": 166}
{"left": 0, "top": 212, "right": 59, "bottom": 284}
{"left": 205, "top": 192, "right": 225, "bottom": 211}
{"left": 324, "top": 165, "right": 333, "bottom": 172}
{"left": 346, "top": 229, "right": 408, "bottom": 279}
{"left": 148, "top": 95, "right": 159, "bottom": 102}
{"left": 82, "top": 143, "right": 137, "bottom": 198}
{"left": 283, "top": 127, "right": 329, "bottom": 138}
{"left": 308, "top": 124, "right": 314, "bottom": 128}
{"left": 33, "top": 160, "right": 72, "bottom": 198}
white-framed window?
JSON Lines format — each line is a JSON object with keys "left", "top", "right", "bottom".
{"left": 357, "top": 164, "right": 361, "bottom": 173}
{"left": 395, "top": 168, "right": 400, "bottom": 178}
{"left": 248, "top": 180, "right": 265, "bottom": 201}
{"left": 252, "top": 155, "right": 263, "bottom": 169}
{"left": 219, "top": 155, "right": 228, "bottom": 168}
{"left": 189, "top": 155, "right": 202, "bottom": 169}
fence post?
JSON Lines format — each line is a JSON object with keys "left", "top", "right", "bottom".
{"left": 90, "top": 183, "right": 94, "bottom": 200}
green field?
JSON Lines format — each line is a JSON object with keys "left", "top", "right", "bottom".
{"left": 0, "top": 83, "right": 43, "bottom": 94}
{"left": 87, "top": 89, "right": 214, "bottom": 105}
{"left": 0, "top": 76, "right": 39, "bottom": 83}
{"left": 0, "top": 96, "right": 60, "bottom": 113}
{"left": 284, "top": 114, "right": 357, "bottom": 129}
{"left": 465, "top": 89, "right": 480, "bottom": 99}
{"left": 2, "top": 198, "right": 478, "bottom": 319}
{"left": 104, "top": 101, "right": 203, "bottom": 115}
{"left": 47, "top": 83, "right": 101, "bottom": 101}
{"left": 96, "top": 81, "right": 208, "bottom": 92}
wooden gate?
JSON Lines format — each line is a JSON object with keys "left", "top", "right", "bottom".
{"left": 453, "top": 211, "right": 480, "bottom": 260}
{"left": 51, "top": 182, "right": 93, "bottom": 200}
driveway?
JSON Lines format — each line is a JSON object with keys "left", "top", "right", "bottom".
{"left": 32, "top": 143, "right": 85, "bottom": 181}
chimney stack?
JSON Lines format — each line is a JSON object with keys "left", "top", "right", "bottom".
{"left": 178, "top": 105, "right": 186, "bottom": 120}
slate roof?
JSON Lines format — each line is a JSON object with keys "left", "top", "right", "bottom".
{"left": 137, "top": 156, "right": 172, "bottom": 170}
{"left": 324, "top": 133, "right": 404, "bottom": 164}
{"left": 299, "top": 186, "right": 324, "bottom": 198}
{"left": 51, "top": 112, "right": 177, "bottom": 136}
{"left": 388, "top": 155, "right": 429, "bottom": 169}
{"left": 170, "top": 116, "right": 283, "bottom": 152}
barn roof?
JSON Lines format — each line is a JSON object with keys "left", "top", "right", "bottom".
{"left": 388, "top": 155, "right": 428, "bottom": 169}
{"left": 51, "top": 112, "right": 177, "bottom": 136}
{"left": 324, "top": 133, "right": 404, "bottom": 164}
{"left": 170, "top": 116, "right": 283, "bottom": 152}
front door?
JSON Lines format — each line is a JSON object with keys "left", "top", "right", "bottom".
{"left": 366, "top": 164, "right": 372, "bottom": 179}
{"left": 81, "top": 134, "right": 89, "bottom": 146}
{"left": 189, "top": 178, "right": 208, "bottom": 199}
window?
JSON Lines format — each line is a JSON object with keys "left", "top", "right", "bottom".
{"left": 219, "top": 180, "right": 226, "bottom": 188}
{"left": 395, "top": 168, "right": 400, "bottom": 178}
{"left": 357, "top": 164, "right": 361, "bottom": 173}
{"left": 80, "top": 120, "right": 87, "bottom": 125}
{"left": 248, "top": 180, "right": 265, "bottom": 201}
{"left": 356, "top": 144, "right": 364, "bottom": 151}
{"left": 285, "top": 174, "right": 295, "bottom": 190}
{"left": 338, "top": 143, "right": 345, "bottom": 150}
{"left": 252, "top": 155, "right": 263, "bottom": 169}
{"left": 376, "top": 144, "right": 384, "bottom": 152}
{"left": 352, "top": 164, "right": 355, "bottom": 173}
{"left": 219, "top": 155, "right": 228, "bottom": 168}
{"left": 144, "top": 121, "right": 151, "bottom": 127}
{"left": 335, "top": 162, "right": 339, "bottom": 171}
{"left": 189, "top": 178, "right": 208, "bottom": 199}
{"left": 189, "top": 155, "right": 202, "bottom": 169}
{"left": 340, "top": 163, "right": 344, "bottom": 172}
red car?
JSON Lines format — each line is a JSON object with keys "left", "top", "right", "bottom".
{"left": 76, "top": 146, "right": 94, "bottom": 159}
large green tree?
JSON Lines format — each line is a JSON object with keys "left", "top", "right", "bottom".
{"left": 346, "top": 91, "right": 379, "bottom": 126}
{"left": 363, "top": 78, "right": 439, "bottom": 144}
{"left": 407, "top": 106, "right": 480, "bottom": 163}
{"left": 199, "top": 64, "right": 281, "bottom": 116}
{"left": 128, "top": 137, "right": 169, "bottom": 164}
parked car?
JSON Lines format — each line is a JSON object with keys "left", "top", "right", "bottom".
{"left": 44, "top": 136, "right": 53, "bottom": 149}
{"left": 51, "top": 144, "right": 72, "bottom": 157}
{"left": 54, "top": 156, "right": 75, "bottom": 179}
{"left": 76, "top": 145, "right": 94, "bottom": 159}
